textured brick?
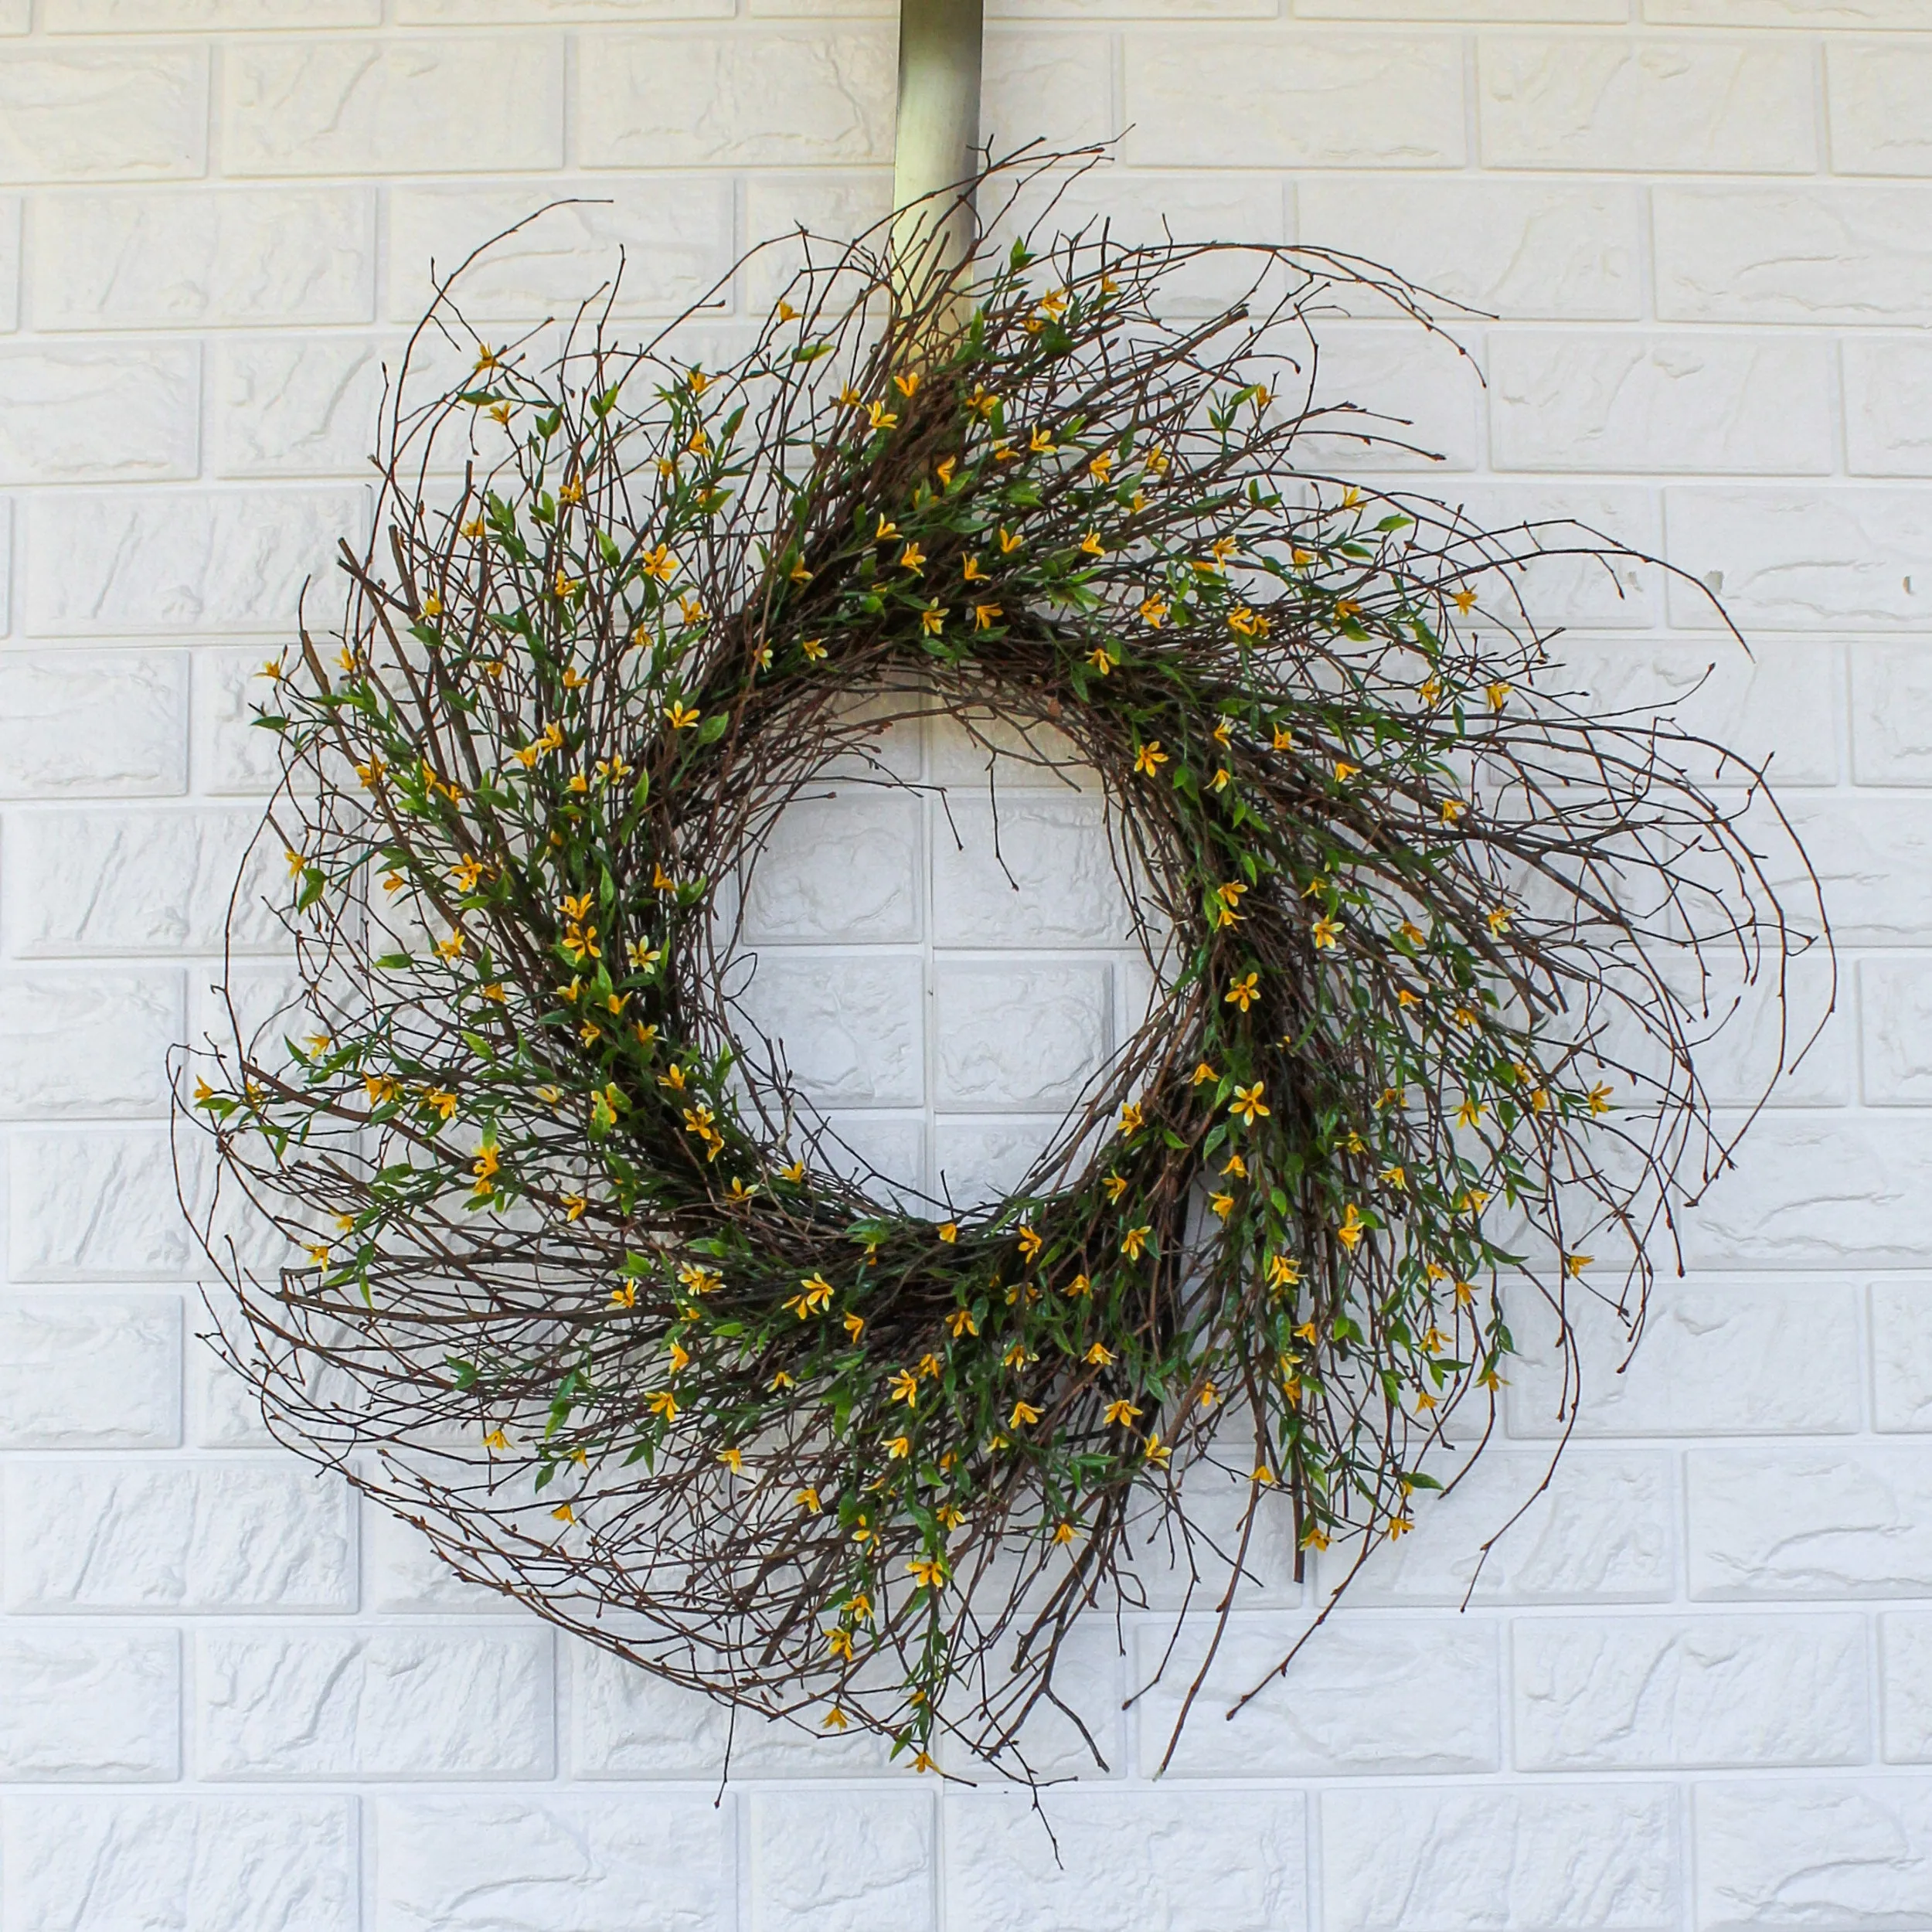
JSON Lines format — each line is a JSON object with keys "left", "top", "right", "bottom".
{"left": 199, "top": 644, "right": 307, "bottom": 794}
{"left": 1505, "top": 1279, "right": 1861, "bottom": 1437}
{"left": 1828, "top": 42, "right": 1932, "bottom": 175}
{"left": 1134, "top": 1614, "right": 1500, "bottom": 1775}
{"left": 0, "top": 650, "right": 188, "bottom": 797}
{"left": 578, "top": 29, "right": 895, "bottom": 167}
{"left": 947, "top": 1787, "right": 1308, "bottom": 1930}
{"left": 1769, "top": 798, "right": 1932, "bottom": 946}
{"left": 0, "top": 972, "right": 181, "bottom": 1119}
{"left": 931, "top": 796, "right": 1135, "bottom": 946}
{"left": 2, "top": 1795, "right": 357, "bottom": 1932}
{"left": 5, "top": 1461, "right": 354, "bottom": 1613}
{"left": 401, "top": 0, "right": 723, "bottom": 15}
{"left": 1695, "top": 1781, "right": 1932, "bottom": 1931}
{"left": 1297, "top": 179, "right": 1641, "bottom": 318}
{"left": 49, "top": 0, "right": 376, "bottom": 19}
{"left": 32, "top": 188, "right": 375, "bottom": 332}
{"left": 1323, "top": 1785, "right": 1679, "bottom": 1932}
{"left": 207, "top": 336, "right": 387, "bottom": 478}
{"left": 1845, "top": 338, "right": 1932, "bottom": 477}
{"left": 1862, "top": 957, "right": 1932, "bottom": 1104}
{"left": 1853, "top": 643, "right": 1932, "bottom": 784}
{"left": 751, "top": 1788, "right": 933, "bottom": 1932}
{"left": 739, "top": 793, "right": 923, "bottom": 944}
{"left": 1480, "top": 37, "right": 1815, "bottom": 172}
{"left": 1665, "top": 488, "right": 1932, "bottom": 629}
{"left": 9, "top": 808, "right": 287, "bottom": 955}
{"left": 0, "top": 343, "right": 198, "bottom": 483}
{"left": 931, "top": 1115, "right": 1076, "bottom": 1210}
{"left": 223, "top": 38, "right": 562, "bottom": 177}
{"left": 0, "top": 49, "right": 205, "bottom": 183}
{"left": 26, "top": 488, "right": 363, "bottom": 635}
{"left": 983, "top": 30, "right": 1119, "bottom": 149}
{"left": 736, "top": 951, "right": 925, "bottom": 1107}
{"left": 372, "top": 1795, "right": 726, "bottom": 1932}
{"left": 1515, "top": 1614, "right": 1868, "bottom": 1769}
{"left": 198, "top": 1628, "right": 552, "bottom": 1777}
{"left": 1655, "top": 185, "right": 1932, "bottom": 323}
{"left": 1490, "top": 332, "right": 1833, "bottom": 475}
{"left": 0, "top": 192, "right": 18, "bottom": 328}
{"left": 1307, "top": 0, "right": 1621, "bottom": 15}
{"left": 0, "top": 1295, "right": 179, "bottom": 1448}
{"left": 388, "top": 182, "right": 736, "bottom": 325}
{"left": 1124, "top": 32, "right": 1465, "bottom": 167}
{"left": 1874, "top": 1281, "right": 1932, "bottom": 1432}
{"left": 0, "top": 1629, "right": 179, "bottom": 1780}
{"left": 7, "top": 1128, "right": 199, "bottom": 1281}
{"left": 934, "top": 961, "right": 1111, "bottom": 1111}
{"left": 1652, "top": 0, "right": 1930, "bottom": 18}
{"left": 1349, "top": 1450, "right": 1674, "bottom": 1605}
{"left": 569, "top": 1638, "right": 891, "bottom": 1777}
{"left": 1301, "top": 323, "right": 1485, "bottom": 471}
{"left": 1883, "top": 1614, "right": 1932, "bottom": 1761}
{"left": 1689, "top": 1446, "right": 1932, "bottom": 1597}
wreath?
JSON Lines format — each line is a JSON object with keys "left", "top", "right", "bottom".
{"left": 182, "top": 168, "right": 1821, "bottom": 1779}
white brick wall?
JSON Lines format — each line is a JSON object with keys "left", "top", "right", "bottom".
{"left": 1, "top": 0, "right": 1927, "bottom": 1924}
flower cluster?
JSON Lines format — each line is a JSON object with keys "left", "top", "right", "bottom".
{"left": 182, "top": 175, "right": 1818, "bottom": 1779}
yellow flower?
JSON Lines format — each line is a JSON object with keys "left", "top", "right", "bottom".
{"left": 889, "top": 1369, "right": 920, "bottom": 1406}
{"left": 1453, "top": 587, "right": 1478, "bottom": 614}
{"left": 1104, "top": 1399, "right": 1141, "bottom": 1427}
{"left": 1102, "top": 1172, "right": 1128, "bottom": 1202}
{"left": 1486, "top": 682, "right": 1511, "bottom": 711}
{"left": 1458, "top": 1096, "right": 1484, "bottom": 1128}
{"left": 552, "top": 1503, "right": 575, "bottom": 1524}
{"left": 1333, "top": 760, "right": 1359, "bottom": 783}
{"left": 1566, "top": 1253, "right": 1593, "bottom": 1277}
{"left": 1382, "top": 1165, "right": 1407, "bottom": 1190}
{"left": 1121, "top": 1225, "right": 1151, "bottom": 1260}
{"left": 1230, "top": 1082, "right": 1270, "bottom": 1125}
{"left": 868, "top": 401, "right": 899, "bottom": 430}
{"left": 946, "top": 1308, "right": 978, "bottom": 1338}
{"left": 1079, "top": 530, "right": 1106, "bottom": 558}
{"left": 1588, "top": 1081, "right": 1614, "bottom": 1115}
{"left": 1118, "top": 1101, "right": 1145, "bottom": 1136}
{"left": 786, "top": 1274, "right": 835, "bottom": 1318}
{"left": 1134, "top": 741, "right": 1168, "bottom": 777}
{"left": 796, "top": 1486, "right": 821, "bottom": 1513}
{"left": 1015, "top": 1226, "right": 1043, "bottom": 1261}
{"left": 935, "top": 456, "right": 957, "bottom": 485}
{"left": 1029, "top": 425, "right": 1056, "bottom": 454}
{"left": 1086, "top": 645, "right": 1112, "bottom": 674}
{"left": 1312, "top": 915, "right": 1340, "bottom": 949}
{"left": 1487, "top": 906, "right": 1512, "bottom": 937}
{"left": 1144, "top": 1434, "right": 1172, "bottom": 1465}
{"left": 1266, "top": 1253, "right": 1300, "bottom": 1290}
{"left": 1008, "top": 1400, "right": 1042, "bottom": 1428}
{"left": 936, "top": 1220, "right": 957, "bottom": 1243}
{"left": 1209, "top": 1192, "right": 1234, "bottom": 1220}
{"left": 648, "top": 1389, "right": 679, "bottom": 1420}
{"left": 1084, "top": 1342, "right": 1114, "bottom": 1366}
{"left": 971, "top": 603, "right": 1002, "bottom": 631}
{"left": 921, "top": 604, "right": 945, "bottom": 635}
{"left": 1140, "top": 594, "right": 1170, "bottom": 628}
{"left": 842, "top": 1311, "right": 865, "bottom": 1340}
{"left": 907, "top": 1556, "right": 947, "bottom": 1589}
{"left": 825, "top": 1628, "right": 854, "bottom": 1661}
{"left": 1225, "top": 972, "right": 1260, "bottom": 1012}
{"left": 665, "top": 701, "right": 701, "bottom": 730}
{"left": 1336, "top": 1204, "right": 1366, "bottom": 1250}
{"left": 822, "top": 1706, "right": 849, "bottom": 1730}
{"left": 884, "top": 1434, "right": 910, "bottom": 1459}
{"left": 1065, "top": 1274, "right": 1090, "bottom": 1298}
{"left": 1272, "top": 724, "right": 1294, "bottom": 750}
{"left": 718, "top": 1447, "right": 744, "bottom": 1474}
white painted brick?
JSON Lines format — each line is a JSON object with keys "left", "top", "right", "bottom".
{"left": 367, "top": 1501, "right": 519, "bottom": 1614}
{"left": 1852, "top": 643, "right": 1932, "bottom": 784}
{"left": 1297, "top": 179, "right": 1642, "bottom": 319}
{"left": 9, "top": 808, "right": 285, "bottom": 955}
{"left": 6, "top": 1128, "right": 199, "bottom": 1281}
{"left": 0, "top": 972, "right": 181, "bottom": 1118}
{"left": 1306, "top": 0, "right": 1622, "bottom": 15}
{"left": 750, "top": 1788, "right": 932, "bottom": 1932}
{"left": 816, "top": 1110, "right": 928, "bottom": 1206}
{"left": 947, "top": 1787, "right": 1308, "bottom": 1930}
{"left": 49, "top": 0, "right": 376, "bottom": 19}
{"left": 934, "top": 961, "right": 1111, "bottom": 1111}
{"left": 1768, "top": 798, "right": 1932, "bottom": 947}
{"left": 2, "top": 1795, "right": 357, "bottom": 1932}
{"left": 0, "top": 193, "right": 18, "bottom": 328}
{"left": 0, "top": 650, "right": 188, "bottom": 798}
{"left": 741, "top": 169, "right": 895, "bottom": 311}
{"left": 402, "top": 0, "right": 724, "bottom": 16}
{"left": 223, "top": 38, "right": 562, "bottom": 178}
{"left": 1883, "top": 1613, "right": 1932, "bottom": 1761}
{"left": 206, "top": 336, "right": 387, "bottom": 479}
{"left": 736, "top": 951, "right": 925, "bottom": 1107}
{"left": 1300, "top": 322, "right": 1485, "bottom": 471}
{"left": 1862, "top": 958, "right": 1932, "bottom": 1105}
{"left": 1845, "top": 338, "right": 1932, "bottom": 477}
{"left": 1323, "top": 1785, "right": 1680, "bottom": 1932}
{"left": 931, "top": 795, "right": 1134, "bottom": 946}
{"left": 983, "top": 29, "right": 1120, "bottom": 151}
{"left": 5, "top": 1461, "right": 354, "bottom": 1613}
{"left": 373, "top": 1796, "right": 727, "bottom": 1932}
{"left": 0, "top": 1629, "right": 179, "bottom": 1780}
{"left": 568, "top": 1638, "right": 892, "bottom": 1777}
{"left": 1873, "top": 1281, "right": 1932, "bottom": 1433}
{"left": 387, "top": 182, "right": 736, "bottom": 325}
{"left": 1665, "top": 488, "right": 1932, "bottom": 629}
{"left": 1556, "top": 638, "right": 1840, "bottom": 794}
{"left": 1479, "top": 37, "right": 1815, "bottom": 172}
{"left": 1655, "top": 185, "right": 1932, "bottom": 324}
{"left": 1828, "top": 42, "right": 1932, "bottom": 175}
{"left": 740, "top": 794, "right": 922, "bottom": 944}
{"left": 1505, "top": 1279, "right": 1862, "bottom": 1437}
{"left": 1490, "top": 333, "right": 1833, "bottom": 475}
{"left": 1689, "top": 1445, "right": 1932, "bottom": 1597}
{"left": 197, "top": 1628, "right": 552, "bottom": 1777}
{"left": 25, "top": 487, "right": 363, "bottom": 636}
{"left": 199, "top": 643, "right": 303, "bottom": 794}
{"left": 189, "top": 1320, "right": 278, "bottom": 1447}
{"left": 1134, "top": 1614, "right": 1501, "bottom": 1776}
{"left": 1124, "top": 32, "right": 1466, "bottom": 167}
{"left": 0, "top": 344, "right": 197, "bottom": 484}
{"left": 0, "top": 1294, "right": 179, "bottom": 1448}
{"left": 32, "top": 188, "right": 374, "bottom": 332}
{"left": 0, "top": 49, "right": 205, "bottom": 184}
{"left": 577, "top": 29, "right": 896, "bottom": 168}
{"left": 1349, "top": 1450, "right": 1675, "bottom": 1605}
{"left": 1652, "top": 0, "right": 1930, "bottom": 19}
{"left": 931, "top": 1114, "right": 1073, "bottom": 1209}
{"left": 1515, "top": 1614, "right": 1868, "bottom": 1769}
{"left": 1694, "top": 1781, "right": 1932, "bottom": 1931}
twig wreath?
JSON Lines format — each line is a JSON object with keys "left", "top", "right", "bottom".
{"left": 180, "top": 160, "right": 1825, "bottom": 1779}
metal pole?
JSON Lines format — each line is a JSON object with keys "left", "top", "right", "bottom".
{"left": 891, "top": 0, "right": 984, "bottom": 301}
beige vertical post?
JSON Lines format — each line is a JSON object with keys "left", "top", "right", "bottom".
{"left": 890, "top": 0, "right": 985, "bottom": 310}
